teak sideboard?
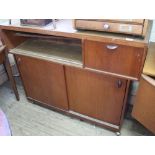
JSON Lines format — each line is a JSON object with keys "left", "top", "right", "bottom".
{"left": 0, "top": 20, "right": 152, "bottom": 134}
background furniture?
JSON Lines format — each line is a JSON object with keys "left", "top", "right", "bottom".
{"left": 0, "top": 19, "right": 152, "bottom": 134}
{"left": 0, "top": 39, "right": 19, "bottom": 100}
{"left": 73, "top": 19, "right": 149, "bottom": 37}
{"left": 143, "top": 42, "right": 155, "bottom": 76}
{"left": 132, "top": 42, "right": 155, "bottom": 134}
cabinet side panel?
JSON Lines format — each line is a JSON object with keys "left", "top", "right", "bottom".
{"left": 132, "top": 75, "right": 155, "bottom": 134}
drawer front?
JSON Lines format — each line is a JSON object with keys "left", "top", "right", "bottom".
{"left": 75, "top": 20, "right": 143, "bottom": 35}
{"left": 84, "top": 40, "right": 145, "bottom": 79}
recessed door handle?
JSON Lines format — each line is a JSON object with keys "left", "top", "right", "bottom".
{"left": 106, "top": 45, "right": 118, "bottom": 50}
{"left": 17, "top": 57, "right": 21, "bottom": 64}
{"left": 116, "top": 80, "right": 123, "bottom": 88}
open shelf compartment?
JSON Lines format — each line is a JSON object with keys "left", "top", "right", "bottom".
{"left": 10, "top": 38, "right": 82, "bottom": 66}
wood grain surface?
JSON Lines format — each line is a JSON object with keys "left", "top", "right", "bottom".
{"left": 15, "top": 55, "right": 69, "bottom": 110}
{"left": 132, "top": 74, "right": 155, "bottom": 134}
{"left": 65, "top": 66, "right": 127, "bottom": 125}
{"left": 84, "top": 40, "right": 146, "bottom": 79}
{"left": 143, "top": 42, "right": 155, "bottom": 77}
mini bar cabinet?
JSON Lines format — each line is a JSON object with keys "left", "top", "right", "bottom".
{"left": 0, "top": 19, "right": 152, "bottom": 135}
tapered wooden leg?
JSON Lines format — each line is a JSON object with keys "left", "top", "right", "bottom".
{"left": 4, "top": 55, "right": 19, "bottom": 101}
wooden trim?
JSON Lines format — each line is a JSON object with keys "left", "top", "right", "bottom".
{"left": 84, "top": 67, "right": 138, "bottom": 80}
{"left": 142, "top": 74, "right": 155, "bottom": 87}
{"left": 82, "top": 19, "right": 145, "bottom": 25}
{"left": 82, "top": 39, "right": 85, "bottom": 68}
{"left": 69, "top": 111, "right": 119, "bottom": 130}
{"left": 142, "top": 20, "right": 149, "bottom": 38}
{"left": 119, "top": 80, "right": 131, "bottom": 130}
{"left": 144, "top": 20, "right": 153, "bottom": 43}
{"left": 138, "top": 47, "right": 148, "bottom": 79}
{"left": 63, "top": 66, "right": 70, "bottom": 110}
{"left": 28, "top": 97, "right": 69, "bottom": 114}
{"left": 14, "top": 55, "right": 29, "bottom": 98}
{"left": 12, "top": 51, "right": 83, "bottom": 69}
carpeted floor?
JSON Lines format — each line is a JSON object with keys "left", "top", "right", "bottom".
{"left": 0, "top": 78, "right": 152, "bottom": 136}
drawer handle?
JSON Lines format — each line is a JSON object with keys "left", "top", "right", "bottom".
{"left": 106, "top": 45, "right": 118, "bottom": 50}
{"left": 103, "top": 24, "right": 110, "bottom": 30}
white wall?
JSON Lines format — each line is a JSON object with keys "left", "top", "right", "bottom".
{"left": 150, "top": 20, "right": 155, "bottom": 42}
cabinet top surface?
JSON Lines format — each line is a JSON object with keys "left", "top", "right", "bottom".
{"left": 0, "top": 19, "right": 152, "bottom": 47}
